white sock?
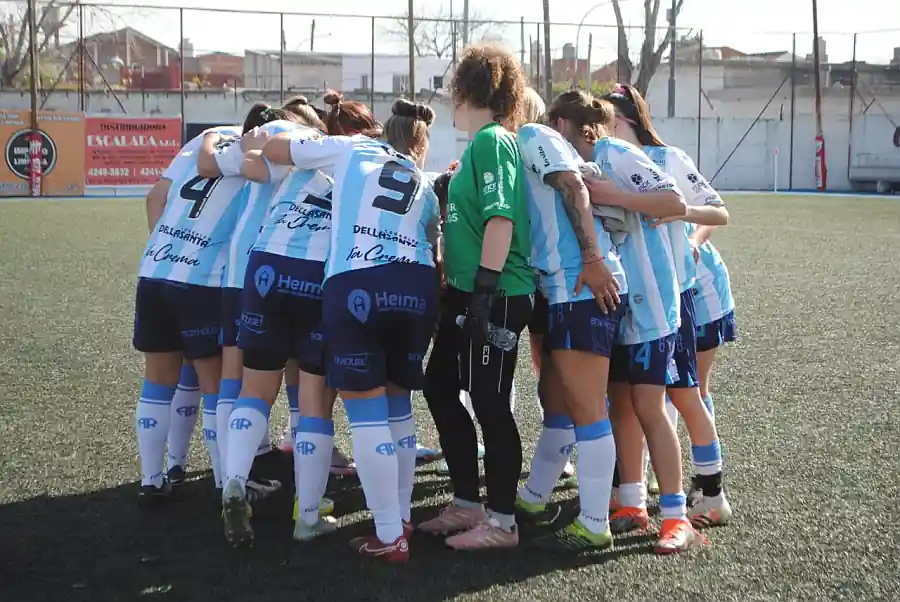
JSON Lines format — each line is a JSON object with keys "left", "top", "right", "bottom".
{"left": 345, "top": 394, "right": 402, "bottom": 544}
{"left": 619, "top": 482, "right": 648, "bottom": 510}
{"left": 201, "top": 394, "right": 222, "bottom": 488}
{"left": 166, "top": 365, "right": 200, "bottom": 470}
{"left": 224, "top": 397, "right": 271, "bottom": 488}
{"left": 509, "top": 381, "right": 517, "bottom": 414}
{"left": 388, "top": 393, "right": 416, "bottom": 523}
{"left": 255, "top": 424, "right": 272, "bottom": 456}
{"left": 136, "top": 380, "right": 176, "bottom": 487}
{"left": 294, "top": 416, "right": 334, "bottom": 525}
{"left": 460, "top": 390, "right": 475, "bottom": 421}
{"left": 519, "top": 413, "right": 574, "bottom": 506}
{"left": 287, "top": 384, "right": 300, "bottom": 438}
{"left": 217, "top": 378, "right": 241, "bottom": 474}
{"left": 574, "top": 419, "right": 617, "bottom": 534}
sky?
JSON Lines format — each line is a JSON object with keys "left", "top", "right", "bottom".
{"left": 66, "top": 0, "right": 899, "bottom": 66}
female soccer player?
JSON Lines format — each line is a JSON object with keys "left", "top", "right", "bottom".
{"left": 217, "top": 94, "right": 383, "bottom": 548}
{"left": 260, "top": 98, "right": 439, "bottom": 562}
{"left": 514, "top": 94, "right": 626, "bottom": 552}
{"left": 605, "top": 83, "right": 733, "bottom": 526}
{"left": 133, "top": 107, "right": 275, "bottom": 502}
{"left": 543, "top": 90, "right": 699, "bottom": 553}
{"left": 418, "top": 44, "right": 533, "bottom": 551}
{"left": 196, "top": 101, "right": 324, "bottom": 504}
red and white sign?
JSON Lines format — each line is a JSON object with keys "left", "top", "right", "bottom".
{"left": 814, "top": 134, "right": 827, "bottom": 191}
{"left": 84, "top": 116, "right": 182, "bottom": 186}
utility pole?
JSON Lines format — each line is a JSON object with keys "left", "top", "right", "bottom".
{"left": 667, "top": 0, "right": 677, "bottom": 117}
{"left": 407, "top": 0, "right": 415, "bottom": 99}
{"left": 811, "top": 0, "right": 826, "bottom": 189}
{"left": 27, "top": 0, "right": 42, "bottom": 197}
{"left": 310, "top": 19, "right": 316, "bottom": 52}
{"left": 462, "top": 0, "right": 470, "bottom": 47}
{"left": 542, "top": 0, "right": 552, "bottom": 101}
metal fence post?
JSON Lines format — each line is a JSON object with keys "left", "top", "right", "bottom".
{"left": 179, "top": 8, "right": 185, "bottom": 145}
{"left": 788, "top": 33, "right": 796, "bottom": 190}
{"left": 846, "top": 33, "right": 857, "bottom": 182}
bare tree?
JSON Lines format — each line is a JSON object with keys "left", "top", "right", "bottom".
{"left": 611, "top": 0, "right": 684, "bottom": 96}
{"left": 0, "top": 1, "right": 77, "bottom": 87}
{"left": 385, "top": 7, "right": 501, "bottom": 59}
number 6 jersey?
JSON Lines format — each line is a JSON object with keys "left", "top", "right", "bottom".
{"left": 287, "top": 134, "right": 439, "bottom": 280}
{"left": 139, "top": 126, "right": 246, "bottom": 287}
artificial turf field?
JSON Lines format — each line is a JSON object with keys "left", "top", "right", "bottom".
{"left": 0, "top": 194, "right": 897, "bottom": 602}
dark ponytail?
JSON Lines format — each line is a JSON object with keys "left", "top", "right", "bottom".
{"left": 603, "top": 83, "right": 666, "bottom": 147}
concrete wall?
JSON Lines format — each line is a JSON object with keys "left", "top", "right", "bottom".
{"left": 6, "top": 89, "right": 898, "bottom": 191}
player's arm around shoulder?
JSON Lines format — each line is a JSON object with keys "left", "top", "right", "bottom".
{"left": 668, "top": 147, "right": 729, "bottom": 227}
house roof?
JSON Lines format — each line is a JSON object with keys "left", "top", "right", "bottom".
{"left": 61, "top": 26, "right": 176, "bottom": 54}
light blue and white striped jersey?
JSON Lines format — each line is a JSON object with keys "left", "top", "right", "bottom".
{"left": 643, "top": 145, "right": 724, "bottom": 293}
{"left": 218, "top": 121, "right": 317, "bottom": 288}
{"left": 592, "top": 137, "right": 682, "bottom": 344}
{"left": 518, "top": 124, "right": 626, "bottom": 305}
{"left": 689, "top": 231, "right": 735, "bottom": 326}
{"left": 139, "top": 126, "right": 246, "bottom": 287}
{"left": 252, "top": 168, "right": 334, "bottom": 262}
{"left": 288, "top": 134, "right": 439, "bottom": 280}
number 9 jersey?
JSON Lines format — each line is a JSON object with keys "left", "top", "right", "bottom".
{"left": 287, "top": 134, "right": 440, "bottom": 281}
{"left": 139, "top": 126, "right": 247, "bottom": 287}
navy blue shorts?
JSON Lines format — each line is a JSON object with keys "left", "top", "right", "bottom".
{"left": 133, "top": 278, "right": 222, "bottom": 360}
{"left": 546, "top": 299, "right": 626, "bottom": 358}
{"left": 220, "top": 287, "right": 242, "bottom": 348}
{"left": 323, "top": 263, "right": 437, "bottom": 392}
{"left": 696, "top": 311, "right": 738, "bottom": 352}
{"left": 528, "top": 290, "right": 549, "bottom": 336}
{"left": 238, "top": 251, "right": 325, "bottom": 374}
{"left": 609, "top": 334, "right": 678, "bottom": 386}
{"left": 669, "top": 290, "right": 699, "bottom": 388}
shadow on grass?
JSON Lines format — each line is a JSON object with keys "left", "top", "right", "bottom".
{"left": 0, "top": 462, "right": 654, "bottom": 602}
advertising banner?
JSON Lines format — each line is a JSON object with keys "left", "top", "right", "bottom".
{"left": 1, "top": 110, "right": 85, "bottom": 197}
{"left": 85, "top": 116, "right": 182, "bottom": 186}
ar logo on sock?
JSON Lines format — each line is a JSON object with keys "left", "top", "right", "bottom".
{"left": 254, "top": 265, "right": 276, "bottom": 297}
{"left": 296, "top": 441, "right": 317, "bottom": 455}
{"left": 230, "top": 417, "right": 252, "bottom": 430}
{"left": 397, "top": 435, "right": 416, "bottom": 449}
{"left": 176, "top": 406, "right": 198, "bottom": 417}
{"left": 202, "top": 428, "right": 217, "bottom": 441}
{"left": 137, "top": 418, "right": 158, "bottom": 429}
{"left": 347, "top": 288, "right": 372, "bottom": 323}
{"left": 559, "top": 443, "right": 576, "bottom": 456}
{"left": 375, "top": 442, "right": 397, "bottom": 456}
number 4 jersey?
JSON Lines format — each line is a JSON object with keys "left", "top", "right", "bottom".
{"left": 287, "top": 134, "right": 439, "bottom": 281}
{"left": 139, "top": 125, "right": 246, "bottom": 287}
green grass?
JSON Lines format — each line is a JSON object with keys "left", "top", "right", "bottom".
{"left": 0, "top": 194, "right": 898, "bottom": 601}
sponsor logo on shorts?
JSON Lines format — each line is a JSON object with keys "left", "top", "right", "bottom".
{"left": 333, "top": 352, "right": 370, "bottom": 373}
{"left": 240, "top": 312, "right": 265, "bottom": 334}
{"left": 181, "top": 324, "right": 218, "bottom": 338}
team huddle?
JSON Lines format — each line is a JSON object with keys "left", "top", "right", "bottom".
{"left": 132, "top": 44, "right": 736, "bottom": 562}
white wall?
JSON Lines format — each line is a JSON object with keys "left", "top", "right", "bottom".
{"left": 8, "top": 89, "right": 898, "bottom": 191}
{"left": 341, "top": 54, "right": 451, "bottom": 94}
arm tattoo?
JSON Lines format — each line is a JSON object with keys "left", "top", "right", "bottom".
{"left": 546, "top": 172, "right": 598, "bottom": 260}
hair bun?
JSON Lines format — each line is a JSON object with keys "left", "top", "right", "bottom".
{"left": 323, "top": 90, "right": 343, "bottom": 106}
{"left": 392, "top": 98, "right": 435, "bottom": 125}
{"left": 292, "top": 96, "right": 309, "bottom": 106}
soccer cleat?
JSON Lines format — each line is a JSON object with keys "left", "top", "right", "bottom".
{"left": 609, "top": 487, "right": 621, "bottom": 513}
{"left": 514, "top": 495, "right": 562, "bottom": 527}
{"left": 688, "top": 492, "right": 732, "bottom": 528}
{"left": 444, "top": 518, "right": 519, "bottom": 551}
{"left": 609, "top": 506, "right": 650, "bottom": 535}
{"left": 222, "top": 479, "right": 254, "bottom": 548}
{"left": 138, "top": 480, "right": 172, "bottom": 505}
{"left": 292, "top": 496, "right": 335, "bottom": 522}
{"left": 532, "top": 519, "right": 614, "bottom": 552}
{"left": 166, "top": 465, "right": 186, "bottom": 486}
{"left": 245, "top": 478, "right": 282, "bottom": 503}
{"left": 292, "top": 516, "right": 338, "bottom": 542}
{"left": 349, "top": 534, "right": 410, "bottom": 562}
{"left": 330, "top": 448, "right": 357, "bottom": 477}
{"left": 654, "top": 518, "right": 700, "bottom": 555}
{"left": 415, "top": 445, "right": 443, "bottom": 463}
{"left": 418, "top": 504, "right": 486, "bottom": 535}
